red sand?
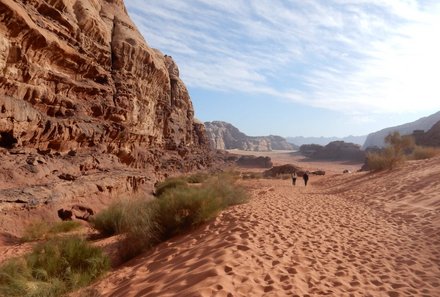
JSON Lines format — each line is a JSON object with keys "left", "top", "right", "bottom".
{"left": 75, "top": 153, "right": 440, "bottom": 296}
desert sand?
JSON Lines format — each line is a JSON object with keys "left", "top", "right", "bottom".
{"left": 69, "top": 152, "right": 439, "bottom": 297}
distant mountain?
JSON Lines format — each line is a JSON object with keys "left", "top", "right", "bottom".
{"left": 204, "top": 121, "right": 295, "bottom": 151}
{"left": 286, "top": 135, "right": 367, "bottom": 147}
{"left": 363, "top": 111, "right": 440, "bottom": 149}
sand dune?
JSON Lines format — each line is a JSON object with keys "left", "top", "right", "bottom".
{"left": 77, "top": 156, "right": 440, "bottom": 297}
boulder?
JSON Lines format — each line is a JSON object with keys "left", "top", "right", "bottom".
{"left": 71, "top": 205, "right": 95, "bottom": 221}
{"left": 263, "top": 164, "right": 303, "bottom": 178}
{"left": 57, "top": 209, "right": 73, "bottom": 221}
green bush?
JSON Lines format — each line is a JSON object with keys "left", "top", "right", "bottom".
{"left": 203, "top": 175, "right": 248, "bottom": 207}
{"left": 90, "top": 202, "right": 126, "bottom": 237}
{"left": 156, "top": 187, "right": 222, "bottom": 238}
{"left": 154, "top": 177, "right": 188, "bottom": 196}
{"left": 0, "top": 237, "right": 109, "bottom": 297}
{"left": 115, "top": 199, "right": 161, "bottom": 261}
{"left": 410, "top": 146, "right": 440, "bottom": 160}
{"left": 21, "top": 221, "right": 82, "bottom": 242}
{"left": 92, "top": 172, "right": 248, "bottom": 260}
{"left": 186, "top": 172, "right": 209, "bottom": 183}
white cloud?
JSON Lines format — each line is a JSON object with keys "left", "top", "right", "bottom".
{"left": 125, "top": 0, "right": 440, "bottom": 114}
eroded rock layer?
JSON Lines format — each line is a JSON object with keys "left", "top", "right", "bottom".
{"left": 0, "top": 0, "right": 209, "bottom": 158}
{"left": 205, "top": 121, "right": 294, "bottom": 151}
{"left": 0, "top": 0, "right": 214, "bottom": 235}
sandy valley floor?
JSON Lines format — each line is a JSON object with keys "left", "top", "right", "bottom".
{"left": 75, "top": 152, "right": 440, "bottom": 297}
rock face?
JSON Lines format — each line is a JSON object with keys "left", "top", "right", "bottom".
{"left": 204, "top": 121, "right": 294, "bottom": 151}
{"left": 300, "top": 141, "right": 365, "bottom": 162}
{"left": 363, "top": 111, "right": 440, "bottom": 149}
{"left": 0, "top": 0, "right": 209, "bottom": 157}
{"left": 0, "top": 0, "right": 214, "bottom": 235}
{"left": 413, "top": 120, "right": 440, "bottom": 147}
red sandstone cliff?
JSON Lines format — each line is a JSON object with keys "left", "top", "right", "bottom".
{"left": 0, "top": 0, "right": 208, "bottom": 157}
{"left": 0, "top": 0, "right": 213, "bottom": 235}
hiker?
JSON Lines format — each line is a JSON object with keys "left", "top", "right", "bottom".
{"left": 291, "top": 171, "right": 297, "bottom": 186}
{"left": 303, "top": 172, "right": 309, "bottom": 186}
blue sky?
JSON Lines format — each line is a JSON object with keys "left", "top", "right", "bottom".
{"left": 125, "top": 0, "right": 440, "bottom": 137}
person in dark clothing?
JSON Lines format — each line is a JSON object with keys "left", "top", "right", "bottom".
{"left": 303, "top": 172, "right": 309, "bottom": 186}
{"left": 291, "top": 172, "right": 297, "bottom": 186}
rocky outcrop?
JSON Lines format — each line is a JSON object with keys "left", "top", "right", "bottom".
{"left": 204, "top": 121, "right": 294, "bottom": 151}
{"left": 413, "top": 120, "right": 440, "bottom": 147}
{"left": 0, "top": 0, "right": 209, "bottom": 158}
{"left": 300, "top": 141, "right": 365, "bottom": 162}
{"left": 236, "top": 156, "right": 272, "bottom": 168}
{"left": 263, "top": 164, "right": 304, "bottom": 178}
{"left": 363, "top": 111, "right": 440, "bottom": 149}
{"left": 0, "top": 0, "right": 215, "bottom": 235}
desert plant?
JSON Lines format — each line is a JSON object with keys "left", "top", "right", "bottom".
{"left": 157, "top": 174, "right": 247, "bottom": 239}
{"left": 0, "top": 237, "right": 109, "bottom": 297}
{"left": 90, "top": 201, "right": 126, "bottom": 237}
{"left": 92, "top": 172, "right": 248, "bottom": 259}
{"left": 21, "top": 221, "right": 82, "bottom": 242}
{"left": 366, "top": 150, "right": 394, "bottom": 171}
{"left": 384, "top": 131, "right": 415, "bottom": 156}
{"left": 203, "top": 174, "right": 248, "bottom": 207}
{"left": 116, "top": 199, "right": 161, "bottom": 260}
{"left": 410, "top": 146, "right": 440, "bottom": 160}
{"left": 186, "top": 172, "right": 209, "bottom": 183}
{"left": 366, "top": 132, "right": 415, "bottom": 171}
{"left": 154, "top": 177, "right": 188, "bottom": 196}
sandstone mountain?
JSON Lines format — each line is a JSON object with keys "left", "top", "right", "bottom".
{"left": 0, "top": 0, "right": 215, "bottom": 235}
{"left": 300, "top": 141, "right": 365, "bottom": 162}
{"left": 363, "top": 111, "right": 440, "bottom": 149}
{"left": 204, "top": 121, "right": 294, "bottom": 151}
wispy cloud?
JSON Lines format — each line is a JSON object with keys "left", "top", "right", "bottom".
{"left": 125, "top": 0, "right": 440, "bottom": 115}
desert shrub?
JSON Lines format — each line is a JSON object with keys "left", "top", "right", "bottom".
{"left": 0, "top": 237, "right": 109, "bottom": 297}
{"left": 366, "top": 132, "right": 415, "bottom": 171}
{"left": 21, "top": 221, "right": 82, "bottom": 242}
{"left": 366, "top": 150, "right": 393, "bottom": 171}
{"left": 186, "top": 172, "right": 209, "bottom": 183}
{"left": 157, "top": 174, "right": 247, "bottom": 239}
{"left": 154, "top": 177, "right": 188, "bottom": 196}
{"left": 410, "top": 146, "right": 440, "bottom": 160}
{"left": 385, "top": 132, "right": 415, "bottom": 156}
{"left": 203, "top": 174, "right": 248, "bottom": 207}
{"left": 115, "top": 199, "right": 161, "bottom": 261}
{"left": 0, "top": 258, "right": 31, "bottom": 296}
{"left": 91, "top": 198, "right": 160, "bottom": 260}
{"left": 92, "top": 172, "right": 248, "bottom": 259}
{"left": 156, "top": 187, "right": 221, "bottom": 238}
{"left": 90, "top": 201, "right": 126, "bottom": 237}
